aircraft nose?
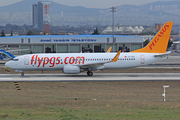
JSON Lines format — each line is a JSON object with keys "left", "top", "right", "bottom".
{"left": 5, "top": 61, "right": 11, "bottom": 68}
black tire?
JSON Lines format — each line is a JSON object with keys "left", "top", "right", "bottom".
{"left": 21, "top": 72, "right": 24, "bottom": 76}
{"left": 89, "top": 72, "right": 93, "bottom": 76}
{"left": 87, "top": 71, "right": 93, "bottom": 76}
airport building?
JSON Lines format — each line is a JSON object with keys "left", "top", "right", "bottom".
{"left": 0, "top": 35, "right": 143, "bottom": 54}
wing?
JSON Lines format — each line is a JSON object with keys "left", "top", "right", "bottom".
{"left": 79, "top": 50, "right": 121, "bottom": 70}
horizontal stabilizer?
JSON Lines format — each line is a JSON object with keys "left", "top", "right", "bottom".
{"left": 154, "top": 51, "right": 171, "bottom": 57}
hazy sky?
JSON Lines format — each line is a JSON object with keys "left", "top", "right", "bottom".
{"left": 0, "top": 0, "right": 175, "bottom": 8}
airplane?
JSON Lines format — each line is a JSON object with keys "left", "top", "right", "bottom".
{"left": 5, "top": 21, "right": 173, "bottom": 76}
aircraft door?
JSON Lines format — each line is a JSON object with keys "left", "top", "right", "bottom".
{"left": 24, "top": 56, "right": 29, "bottom": 65}
{"left": 140, "top": 55, "right": 145, "bottom": 64}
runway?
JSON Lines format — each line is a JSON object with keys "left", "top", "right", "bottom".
{"left": 0, "top": 73, "right": 180, "bottom": 82}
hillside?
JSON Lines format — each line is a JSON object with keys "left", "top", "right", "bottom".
{"left": 0, "top": 0, "right": 180, "bottom": 26}
{"left": 0, "top": 0, "right": 102, "bottom": 14}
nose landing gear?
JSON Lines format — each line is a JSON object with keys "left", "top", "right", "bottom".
{"left": 21, "top": 72, "right": 24, "bottom": 76}
{"left": 87, "top": 71, "right": 93, "bottom": 76}
{"left": 15, "top": 70, "right": 24, "bottom": 76}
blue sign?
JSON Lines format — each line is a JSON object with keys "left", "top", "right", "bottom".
{"left": 40, "top": 39, "right": 52, "bottom": 42}
{"left": 53, "top": 39, "right": 70, "bottom": 42}
{"left": 40, "top": 38, "right": 97, "bottom": 43}
{"left": 71, "top": 39, "right": 96, "bottom": 42}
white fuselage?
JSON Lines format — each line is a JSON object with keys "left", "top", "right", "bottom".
{"left": 5, "top": 52, "right": 167, "bottom": 71}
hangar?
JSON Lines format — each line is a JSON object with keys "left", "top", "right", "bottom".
{"left": 0, "top": 35, "right": 143, "bottom": 54}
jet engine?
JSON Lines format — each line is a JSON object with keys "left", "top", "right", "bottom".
{"left": 63, "top": 65, "right": 80, "bottom": 74}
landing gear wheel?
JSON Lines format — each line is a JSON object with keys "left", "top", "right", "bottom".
{"left": 21, "top": 72, "right": 24, "bottom": 76}
{"left": 87, "top": 71, "right": 93, "bottom": 76}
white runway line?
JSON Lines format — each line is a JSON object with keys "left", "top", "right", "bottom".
{"left": 0, "top": 78, "right": 12, "bottom": 80}
{"left": 0, "top": 74, "right": 10, "bottom": 76}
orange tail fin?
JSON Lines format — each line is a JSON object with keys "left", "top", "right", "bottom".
{"left": 131, "top": 21, "right": 173, "bottom": 53}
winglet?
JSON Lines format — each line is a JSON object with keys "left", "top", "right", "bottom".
{"left": 106, "top": 47, "right": 112, "bottom": 53}
{"left": 110, "top": 50, "right": 121, "bottom": 62}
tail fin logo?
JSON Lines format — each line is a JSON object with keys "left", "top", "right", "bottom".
{"left": 149, "top": 23, "right": 170, "bottom": 50}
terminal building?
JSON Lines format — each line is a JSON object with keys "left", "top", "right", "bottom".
{"left": 0, "top": 35, "right": 143, "bottom": 54}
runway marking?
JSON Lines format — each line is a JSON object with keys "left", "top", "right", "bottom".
{"left": 0, "top": 78, "right": 12, "bottom": 80}
{"left": 0, "top": 74, "right": 10, "bottom": 76}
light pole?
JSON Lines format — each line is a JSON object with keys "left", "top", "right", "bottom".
{"left": 111, "top": 6, "right": 116, "bottom": 52}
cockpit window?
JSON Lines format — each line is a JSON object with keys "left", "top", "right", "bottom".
{"left": 12, "top": 59, "right": 19, "bottom": 61}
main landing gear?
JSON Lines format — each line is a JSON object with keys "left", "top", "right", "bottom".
{"left": 21, "top": 72, "right": 24, "bottom": 76}
{"left": 87, "top": 71, "right": 93, "bottom": 76}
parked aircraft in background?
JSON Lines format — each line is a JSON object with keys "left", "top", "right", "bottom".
{"left": 0, "top": 48, "right": 29, "bottom": 60}
{"left": 0, "top": 48, "right": 15, "bottom": 60}
{"left": 5, "top": 22, "right": 173, "bottom": 76}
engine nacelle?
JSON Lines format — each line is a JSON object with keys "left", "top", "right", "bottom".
{"left": 63, "top": 65, "right": 80, "bottom": 74}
